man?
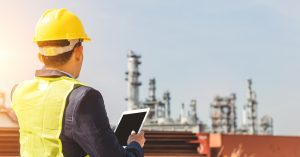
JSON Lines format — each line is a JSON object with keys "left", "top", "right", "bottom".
{"left": 11, "top": 8, "right": 145, "bottom": 157}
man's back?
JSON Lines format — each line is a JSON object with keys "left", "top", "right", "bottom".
{"left": 12, "top": 69, "right": 144, "bottom": 157}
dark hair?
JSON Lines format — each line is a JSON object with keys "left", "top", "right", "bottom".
{"left": 38, "top": 40, "right": 82, "bottom": 67}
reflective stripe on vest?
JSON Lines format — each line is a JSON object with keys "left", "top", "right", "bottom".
{"left": 12, "top": 76, "right": 84, "bottom": 157}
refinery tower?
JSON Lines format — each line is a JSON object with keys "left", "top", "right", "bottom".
{"left": 125, "top": 50, "right": 142, "bottom": 110}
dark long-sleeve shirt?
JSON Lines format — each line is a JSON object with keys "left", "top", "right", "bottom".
{"left": 16, "top": 69, "right": 144, "bottom": 157}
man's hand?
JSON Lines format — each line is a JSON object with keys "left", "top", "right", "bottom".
{"left": 127, "top": 130, "right": 146, "bottom": 148}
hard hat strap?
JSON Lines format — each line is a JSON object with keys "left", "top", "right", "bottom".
{"left": 39, "top": 39, "right": 80, "bottom": 56}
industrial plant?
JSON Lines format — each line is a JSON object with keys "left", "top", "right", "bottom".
{"left": 0, "top": 50, "right": 297, "bottom": 157}
{"left": 125, "top": 50, "right": 273, "bottom": 135}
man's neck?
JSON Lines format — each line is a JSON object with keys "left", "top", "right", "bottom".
{"left": 43, "top": 66, "right": 74, "bottom": 78}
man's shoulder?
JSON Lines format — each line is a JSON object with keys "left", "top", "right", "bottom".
{"left": 70, "top": 85, "right": 102, "bottom": 100}
{"left": 63, "top": 85, "right": 103, "bottom": 129}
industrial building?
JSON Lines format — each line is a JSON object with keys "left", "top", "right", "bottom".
{"left": 125, "top": 50, "right": 204, "bottom": 132}
{"left": 210, "top": 93, "right": 237, "bottom": 134}
{"left": 209, "top": 79, "right": 273, "bottom": 135}
{"left": 125, "top": 50, "right": 273, "bottom": 135}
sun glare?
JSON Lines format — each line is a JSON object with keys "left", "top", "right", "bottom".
{"left": 0, "top": 50, "right": 8, "bottom": 59}
{"left": 0, "top": 50, "right": 6, "bottom": 62}
{"left": 0, "top": 49, "right": 14, "bottom": 71}
{"left": 0, "top": 49, "right": 15, "bottom": 62}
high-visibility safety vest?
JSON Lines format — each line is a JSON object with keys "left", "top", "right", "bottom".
{"left": 12, "top": 76, "right": 84, "bottom": 157}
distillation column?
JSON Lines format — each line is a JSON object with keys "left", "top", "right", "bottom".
{"left": 148, "top": 78, "right": 156, "bottom": 101}
{"left": 189, "top": 100, "right": 198, "bottom": 124}
{"left": 243, "top": 79, "right": 258, "bottom": 134}
{"left": 228, "top": 93, "right": 237, "bottom": 133}
{"left": 163, "top": 91, "right": 171, "bottom": 119}
{"left": 125, "top": 50, "right": 142, "bottom": 110}
{"left": 180, "top": 103, "right": 188, "bottom": 124}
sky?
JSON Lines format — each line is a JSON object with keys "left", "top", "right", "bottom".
{"left": 0, "top": 0, "right": 300, "bottom": 135}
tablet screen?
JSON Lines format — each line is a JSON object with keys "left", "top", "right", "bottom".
{"left": 115, "top": 111, "right": 147, "bottom": 146}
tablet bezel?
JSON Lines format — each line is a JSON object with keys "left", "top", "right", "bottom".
{"left": 114, "top": 108, "right": 150, "bottom": 146}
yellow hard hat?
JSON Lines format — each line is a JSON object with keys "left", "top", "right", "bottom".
{"left": 33, "top": 8, "right": 90, "bottom": 42}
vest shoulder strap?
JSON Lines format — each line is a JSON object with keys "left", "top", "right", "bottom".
{"left": 63, "top": 85, "right": 95, "bottom": 138}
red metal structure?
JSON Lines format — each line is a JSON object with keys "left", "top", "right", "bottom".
{"left": 2, "top": 127, "right": 300, "bottom": 157}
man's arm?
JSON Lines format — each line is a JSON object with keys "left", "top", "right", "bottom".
{"left": 66, "top": 87, "right": 143, "bottom": 157}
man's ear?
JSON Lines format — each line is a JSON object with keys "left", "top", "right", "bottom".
{"left": 74, "top": 46, "right": 83, "bottom": 61}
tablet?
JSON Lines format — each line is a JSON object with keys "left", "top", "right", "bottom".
{"left": 114, "top": 108, "right": 150, "bottom": 147}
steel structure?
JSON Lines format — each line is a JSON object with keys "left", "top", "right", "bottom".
{"left": 210, "top": 93, "right": 237, "bottom": 133}
{"left": 260, "top": 115, "right": 273, "bottom": 135}
{"left": 144, "top": 78, "right": 165, "bottom": 121}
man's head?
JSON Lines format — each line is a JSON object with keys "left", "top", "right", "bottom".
{"left": 34, "top": 8, "right": 90, "bottom": 78}
{"left": 37, "top": 39, "right": 83, "bottom": 78}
